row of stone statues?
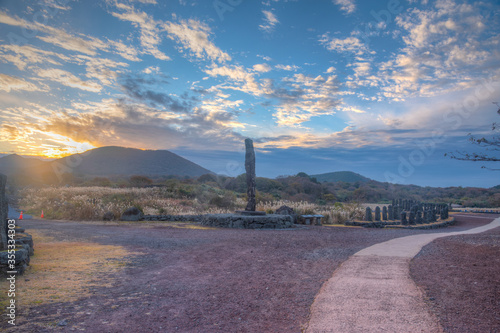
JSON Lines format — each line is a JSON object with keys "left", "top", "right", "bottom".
{"left": 364, "top": 200, "right": 450, "bottom": 225}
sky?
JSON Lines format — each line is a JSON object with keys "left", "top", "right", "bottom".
{"left": 0, "top": 0, "right": 499, "bottom": 187}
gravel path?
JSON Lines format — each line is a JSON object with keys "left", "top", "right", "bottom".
{"left": 1, "top": 214, "right": 495, "bottom": 332}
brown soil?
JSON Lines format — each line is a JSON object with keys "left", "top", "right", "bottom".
{"left": 1, "top": 214, "right": 496, "bottom": 332}
{"left": 411, "top": 214, "right": 500, "bottom": 333}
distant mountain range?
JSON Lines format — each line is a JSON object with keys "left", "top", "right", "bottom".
{"left": 0, "top": 146, "right": 381, "bottom": 186}
{"left": 0, "top": 146, "right": 213, "bottom": 181}
{"left": 310, "top": 171, "right": 371, "bottom": 183}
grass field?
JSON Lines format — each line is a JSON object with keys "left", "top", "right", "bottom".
{"left": 19, "top": 186, "right": 364, "bottom": 223}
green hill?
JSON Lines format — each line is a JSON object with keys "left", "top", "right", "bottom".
{"left": 311, "top": 171, "right": 371, "bottom": 183}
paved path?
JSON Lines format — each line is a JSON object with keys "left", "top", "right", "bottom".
{"left": 306, "top": 216, "right": 500, "bottom": 333}
{"left": 8, "top": 205, "right": 33, "bottom": 219}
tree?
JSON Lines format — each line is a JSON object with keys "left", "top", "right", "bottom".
{"left": 446, "top": 103, "right": 500, "bottom": 170}
{"left": 129, "top": 175, "right": 153, "bottom": 187}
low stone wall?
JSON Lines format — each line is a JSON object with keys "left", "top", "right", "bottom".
{"left": 142, "top": 214, "right": 203, "bottom": 222}
{"left": 345, "top": 221, "right": 401, "bottom": 228}
{"left": 201, "top": 214, "right": 293, "bottom": 229}
{"left": 0, "top": 227, "right": 34, "bottom": 276}
{"left": 345, "top": 218, "right": 455, "bottom": 229}
{"left": 388, "top": 218, "right": 456, "bottom": 230}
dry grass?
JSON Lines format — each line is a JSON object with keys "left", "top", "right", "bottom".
{"left": 20, "top": 186, "right": 246, "bottom": 220}
{"left": 257, "top": 200, "right": 364, "bottom": 224}
{"left": 19, "top": 186, "right": 363, "bottom": 224}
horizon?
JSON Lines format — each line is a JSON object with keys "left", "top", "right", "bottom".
{"left": 1, "top": 145, "right": 498, "bottom": 189}
{"left": 0, "top": 0, "right": 499, "bottom": 188}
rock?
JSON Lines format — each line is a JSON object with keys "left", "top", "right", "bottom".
{"left": 121, "top": 207, "right": 143, "bottom": 221}
{"left": 275, "top": 205, "right": 297, "bottom": 223}
{"left": 103, "top": 211, "right": 115, "bottom": 221}
{"left": 275, "top": 205, "right": 294, "bottom": 215}
{"left": 58, "top": 319, "right": 68, "bottom": 326}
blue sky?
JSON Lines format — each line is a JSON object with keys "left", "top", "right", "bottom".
{"left": 0, "top": 0, "right": 499, "bottom": 187}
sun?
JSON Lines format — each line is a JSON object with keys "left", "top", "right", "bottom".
{"left": 41, "top": 143, "right": 96, "bottom": 159}
{"left": 35, "top": 132, "right": 97, "bottom": 158}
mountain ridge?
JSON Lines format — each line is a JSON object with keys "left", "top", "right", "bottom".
{"left": 0, "top": 146, "right": 214, "bottom": 180}
{"left": 310, "top": 171, "right": 371, "bottom": 183}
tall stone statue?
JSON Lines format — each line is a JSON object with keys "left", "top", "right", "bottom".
{"left": 244, "top": 138, "right": 256, "bottom": 212}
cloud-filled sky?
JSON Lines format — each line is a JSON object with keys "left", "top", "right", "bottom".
{"left": 0, "top": 0, "right": 499, "bottom": 187}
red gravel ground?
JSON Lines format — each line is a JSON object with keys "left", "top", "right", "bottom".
{"left": 2, "top": 214, "right": 497, "bottom": 332}
{"left": 411, "top": 214, "right": 500, "bottom": 333}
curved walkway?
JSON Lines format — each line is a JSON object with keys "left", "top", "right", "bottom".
{"left": 306, "top": 216, "right": 500, "bottom": 333}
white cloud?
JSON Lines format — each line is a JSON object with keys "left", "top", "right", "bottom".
{"left": 338, "top": 105, "right": 365, "bottom": 113}
{"left": 259, "top": 10, "right": 279, "bottom": 33}
{"left": 272, "top": 74, "right": 341, "bottom": 127}
{"left": 0, "top": 74, "right": 42, "bottom": 92}
{"left": 81, "top": 56, "right": 129, "bottom": 86}
{"left": 352, "top": 62, "right": 371, "bottom": 77}
{"left": 326, "top": 66, "right": 336, "bottom": 73}
{"left": 142, "top": 66, "right": 161, "bottom": 74}
{"left": 253, "top": 63, "right": 272, "bottom": 72}
{"left": 0, "top": 11, "right": 141, "bottom": 62}
{"left": 108, "top": 39, "right": 141, "bottom": 62}
{"left": 377, "top": 0, "right": 500, "bottom": 101}
{"left": 163, "top": 19, "right": 231, "bottom": 63}
{"left": 37, "top": 68, "right": 102, "bottom": 92}
{"left": 319, "top": 34, "right": 369, "bottom": 55}
{"left": 332, "top": 0, "right": 356, "bottom": 14}
{"left": 0, "top": 44, "right": 70, "bottom": 70}
{"left": 258, "top": 54, "right": 272, "bottom": 61}
{"left": 110, "top": 3, "right": 170, "bottom": 61}
{"left": 276, "top": 64, "right": 300, "bottom": 71}
{"left": 204, "top": 64, "right": 263, "bottom": 96}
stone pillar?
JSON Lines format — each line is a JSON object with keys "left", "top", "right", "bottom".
{"left": 416, "top": 210, "right": 423, "bottom": 224}
{"left": 382, "top": 206, "right": 388, "bottom": 220}
{"left": 244, "top": 139, "right": 256, "bottom": 212}
{"left": 365, "top": 207, "right": 373, "bottom": 222}
{"left": 442, "top": 205, "right": 449, "bottom": 219}
{"left": 374, "top": 206, "right": 381, "bottom": 221}
{"left": 388, "top": 205, "right": 393, "bottom": 220}
{"left": 0, "top": 174, "right": 8, "bottom": 250}
{"left": 401, "top": 211, "right": 408, "bottom": 225}
{"left": 409, "top": 211, "right": 415, "bottom": 225}
{"left": 393, "top": 205, "right": 399, "bottom": 221}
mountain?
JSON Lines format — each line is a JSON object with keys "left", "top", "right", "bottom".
{"left": 311, "top": 171, "right": 371, "bottom": 183}
{"left": 0, "top": 147, "right": 214, "bottom": 181}
{"left": 54, "top": 146, "right": 213, "bottom": 177}
{"left": 0, "top": 154, "right": 48, "bottom": 176}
